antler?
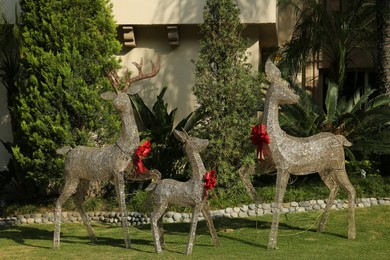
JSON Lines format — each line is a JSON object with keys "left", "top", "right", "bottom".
{"left": 123, "top": 55, "right": 161, "bottom": 92}
{"left": 106, "top": 70, "right": 121, "bottom": 93}
{"left": 106, "top": 55, "right": 161, "bottom": 93}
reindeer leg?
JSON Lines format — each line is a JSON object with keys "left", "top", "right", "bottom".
{"left": 157, "top": 216, "right": 165, "bottom": 247}
{"left": 73, "top": 179, "right": 97, "bottom": 243}
{"left": 317, "top": 171, "right": 339, "bottom": 233}
{"left": 333, "top": 169, "right": 356, "bottom": 240}
{"left": 201, "top": 202, "right": 220, "bottom": 247}
{"left": 53, "top": 177, "right": 79, "bottom": 249}
{"left": 268, "top": 170, "right": 289, "bottom": 250}
{"left": 151, "top": 202, "right": 168, "bottom": 254}
{"left": 114, "top": 171, "right": 131, "bottom": 249}
{"left": 186, "top": 205, "right": 201, "bottom": 255}
{"left": 239, "top": 165, "right": 262, "bottom": 203}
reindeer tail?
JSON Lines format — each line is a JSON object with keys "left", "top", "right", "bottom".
{"left": 56, "top": 146, "right": 73, "bottom": 155}
{"left": 145, "top": 169, "right": 162, "bottom": 192}
{"left": 337, "top": 135, "right": 353, "bottom": 147}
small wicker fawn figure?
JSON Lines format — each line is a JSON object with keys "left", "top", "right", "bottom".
{"left": 53, "top": 57, "right": 160, "bottom": 249}
{"left": 263, "top": 60, "right": 356, "bottom": 249}
{"left": 148, "top": 130, "right": 220, "bottom": 255}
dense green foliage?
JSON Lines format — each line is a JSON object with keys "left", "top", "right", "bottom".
{"left": 279, "top": 80, "right": 390, "bottom": 157}
{"left": 193, "top": 0, "right": 262, "bottom": 189}
{"left": 130, "top": 86, "right": 202, "bottom": 181}
{"left": 9, "top": 0, "right": 121, "bottom": 197}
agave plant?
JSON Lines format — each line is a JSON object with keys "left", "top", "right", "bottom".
{"left": 280, "top": 80, "right": 390, "bottom": 158}
{"left": 130, "top": 86, "right": 203, "bottom": 180}
{"left": 327, "top": 83, "right": 390, "bottom": 156}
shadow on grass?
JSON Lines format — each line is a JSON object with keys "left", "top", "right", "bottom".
{"left": 0, "top": 214, "right": 345, "bottom": 252}
{"left": 0, "top": 225, "right": 53, "bottom": 249}
{"left": 134, "top": 216, "right": 333, "bottom": 250}
{"left": 0, "top": 224, "right": 156, "bottom": 252}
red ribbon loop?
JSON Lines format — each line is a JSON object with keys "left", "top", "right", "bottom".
{"left": 203, "top": 170, "right": 217, "bottom": 199}
{"left": 250, "top": 124, "right": 270, "bottom": 160}
{"left": 133, "top": 140, "right": 152, "bottom": 174}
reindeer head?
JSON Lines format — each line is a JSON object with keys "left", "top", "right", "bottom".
{"left": 265, "top": 59, "right": 299, "bottom": 105}
{"left": 102, "top": 56, "right": 161, "bottom": 113}
{"left": 101, "top": 90, "right": 131, "bottom": 114}
{"left": 173, "top": 130, "right": 209, "bottom": 153}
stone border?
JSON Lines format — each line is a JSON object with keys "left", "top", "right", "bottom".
{"left": 1, "top": 197, "right": 389, "bottom": 227}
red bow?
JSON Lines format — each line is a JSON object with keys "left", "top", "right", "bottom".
{"left": 250, "top": 124, "right": 270, "bottom": 160}
{"left": 204, "top": 170, "right": 217, "bottom": 199}
{"left": 133, "top": 140, "right": 152, "bottom": 174}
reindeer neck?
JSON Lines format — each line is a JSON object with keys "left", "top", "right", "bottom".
{"left": 261, "top": 91, "right": 284, "bottom": 139}
{"left": 187, "top": 151, "right": 206, "bottom": 181}
{"left": 116, "top": 105, "right": 139, "bottom": 152}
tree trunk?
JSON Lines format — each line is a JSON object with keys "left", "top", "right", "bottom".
{"left": 377, "top": 0, "right": 390, "bottom": 94}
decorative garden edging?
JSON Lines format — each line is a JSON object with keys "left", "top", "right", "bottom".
{"left": 1, "top": 197, "right": 389, "bottom": 227}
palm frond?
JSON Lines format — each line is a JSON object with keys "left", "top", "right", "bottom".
{"left": 348, "top": 86, "right": 375, "bottom": 114}
{"left": 325, "top": 80, "right": 338, "bottom": 124}
{"left": 366, "top": 94, "right": 390, "bottom": 110}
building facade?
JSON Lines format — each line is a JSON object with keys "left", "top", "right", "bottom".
{"left": 0, "top": 0, "right": 376, "bottom": 170}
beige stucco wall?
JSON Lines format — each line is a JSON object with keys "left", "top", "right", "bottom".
{"left": 111, "top": 0, "right": 280, "bottom": 122}
{"left": 276, "top": 5, "right": 296, "bottom": 46}
{"left": 112, "top": 0, "right": 277, "bottom": 25}
{"left": 116, "top": 25, "right": 261, "bottom": 123}
{"left": 117, "top": 26, "right": 200, "bottom": 122}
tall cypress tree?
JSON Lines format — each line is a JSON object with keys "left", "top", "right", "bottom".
{"left": 11, "top": 0, "right": 121, "bottom": 194}
{"left": 193, "top": 0, "right": 262, "bottom": 189}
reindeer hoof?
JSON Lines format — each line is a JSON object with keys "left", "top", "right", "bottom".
{"left": 267, "top": 241, "right": 278, "bottom": 250}
{"left": 317, "top": 227, "right": 325, "bottom": 233}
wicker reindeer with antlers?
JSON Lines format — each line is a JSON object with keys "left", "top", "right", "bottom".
{"left": 148, "top": 130, "right": 220, "bottom": 255}
{"left": 263, "top": 60, "right": 356, "bottom": 249}
{"left": 53, "top": 56, "right": 161, "bottom": 249}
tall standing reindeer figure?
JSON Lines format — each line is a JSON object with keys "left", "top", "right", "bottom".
{"left": 53, "top": 56, "right": 161, "bottom": 249}
{"left": 263, "top": 60, "right": 356, "bottom": 249}
{"left": 148, "top": 130, "right": 220, "bottom": 255}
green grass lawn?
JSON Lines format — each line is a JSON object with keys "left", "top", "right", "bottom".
{"left": 1, "top": 205, "right": 389, "bottom": 259}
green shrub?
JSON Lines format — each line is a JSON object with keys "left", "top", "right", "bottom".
{"left": 208, "top": 184, "right": 252, "bottom": 209}
{"left": 128, "top": 190, "right": 149, "bottom": 213}
{"left": 9, "top": 0, "right": 121, "bottom": 200}
{"left": 193, "top": 0, "right": 263, "bottom": 189}
{"left": 2, "top": 204, "right": 38, "bottom": 216}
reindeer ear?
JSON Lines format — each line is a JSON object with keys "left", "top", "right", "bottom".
{"left": 127, "top": 84, "right": 143, "bottom": 95}
{"left": 173, "top": 130, "right": 186, "bottom": 143}
{"left": 101, "top": 91, "right": 117, "bottom": 100}
{"left": 265, "top": 59, "right": 281, "bottom": 81}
